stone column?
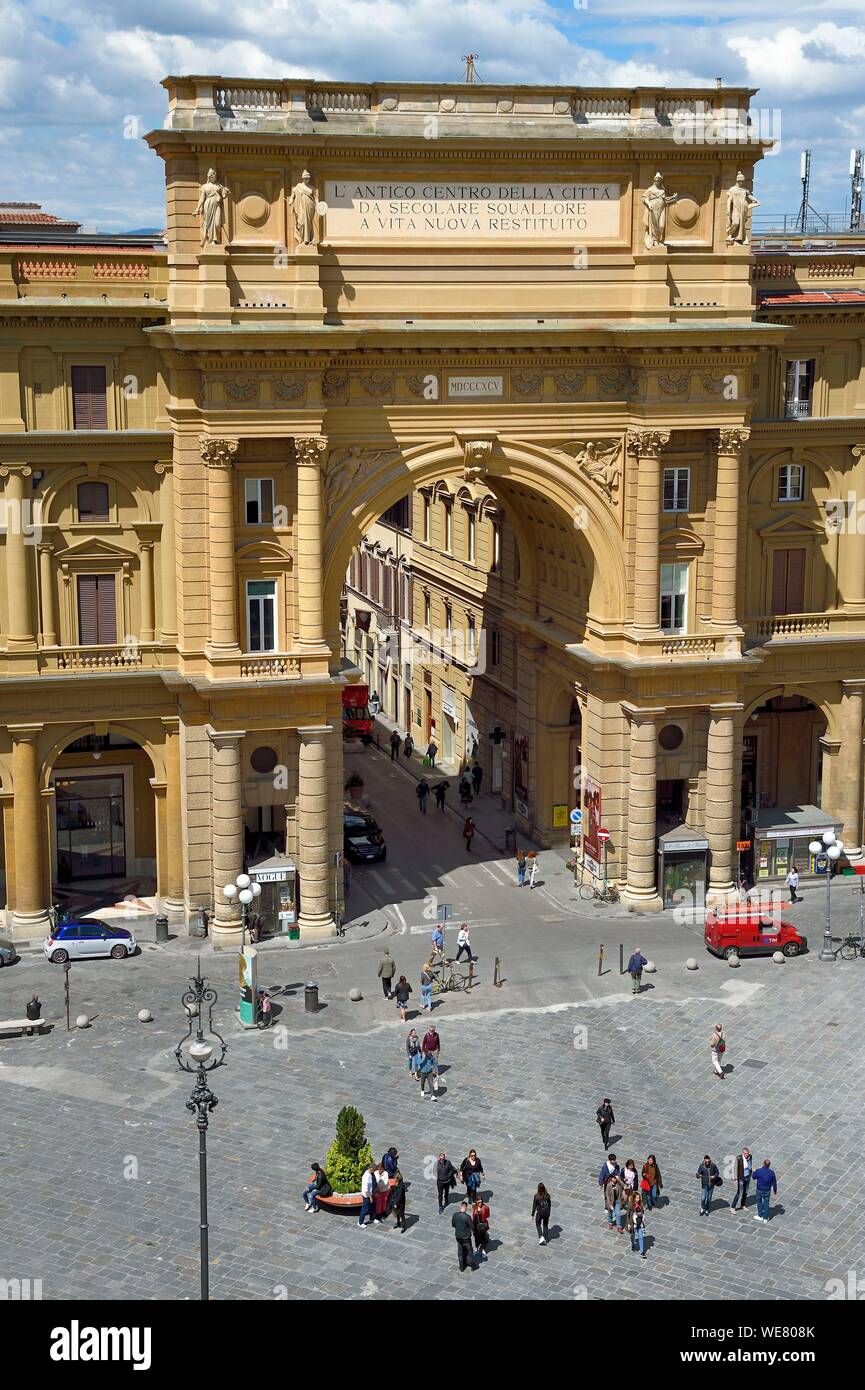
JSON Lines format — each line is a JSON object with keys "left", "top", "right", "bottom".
{"left": 162, "top": 717, "right": 185, "bottom": 910}
{"left": 836, "top": 680, "right": 865, "bottom": 855}
{"left": 712, "top": 428, "right": 749, "bottom": 630}
{"left": 138, "top": 541, "right": 155, "bottom": 644}
{"left": 10, "top": 723, "right": 48, "bottom": 933}
{"left": 1, "top": 464, "right": 35, "bottom": 646}
{"left": 847, "top": 447, "right": 865, "bottom": 606}
{"left": 622, "top": 706, "right": 663, "bottom": 911}
{"left": 37, "top": 543, "right": 57, "bottom": 645}
{"left": 294, "top": 436, "right": 328, "bottom": 648}
{"left": 626, "top": 431, "right": 670, "bottom": 633}
{"left": 155, "top": 462, "right": 178, "bottom": 642}
{"left": 207, "top": 726, "right": 245, "bottom": 946}
{"left": 705, "top": 703, "right": 744, "bottom": 903}
{"left": 297, "top": 724, "right": 336, "bottom": 937}
{"left": 200, "top": 438, "right": 239, "bottom": 653}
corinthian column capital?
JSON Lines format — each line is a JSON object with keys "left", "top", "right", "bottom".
{"left": 626, "top": 429, "right": 670, "bottom": 458}
{"left": 199, "top": 437, "right": 238, "bottom": 469}
{"left": 852, "top": 444, "right": 865, "bottom": 461}
{"left": 294, "top": 435, "right": 328, "bottom": 469}
{"left": 716, "top": 427, "right": 751, "bottom": 456}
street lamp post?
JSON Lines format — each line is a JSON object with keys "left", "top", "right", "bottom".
{"left": 808, "top": 828, "right": 844, "bottom": 962}
{"left": 223, "top": 872, "right": 262, "bottom": 946}
{"left": 175, "top": 962, "right": 228, "bottom": 1301}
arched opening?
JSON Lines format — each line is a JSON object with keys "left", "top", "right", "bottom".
{"left": 47, "top": 731, "right": 157, "bottom": 914}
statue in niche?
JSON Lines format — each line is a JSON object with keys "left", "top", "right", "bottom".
{"left": 195, "top": 168, "right": 229, "bottom": 247}
{"left": 290, "top": 170, "right": 318, "bottom": 245}
{"left": 642, "top": 172, "right": 678, "bottom": 249}
{"left": 726, "top": 171, "right": 760, "bottom": 245}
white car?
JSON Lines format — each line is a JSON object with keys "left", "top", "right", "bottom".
{"left": 43, "top": 918, "right": 136, "bottom": 963}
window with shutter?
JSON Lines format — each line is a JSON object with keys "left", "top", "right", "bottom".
{"left": 771, "top": 548, "right": 806, "bottom": 615}
{"left": 77, "top": 574, "right": 117, "bottom": 644}
{"left": 71, "top": 366, "right": 108, "bottom": 429}
{"left": 77, "top": 481, "right": 110, "bottom": 522}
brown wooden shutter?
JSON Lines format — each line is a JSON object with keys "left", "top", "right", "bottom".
{"left": 77, "top": 481, "right": 109, "bottom": 521}
{"left": 787, "top": 547, "right": 805, "bottom": 613}
{"left": 71, "top": 366, "right": 108, "bottom": 429}
{"left": 77, "top": 574, "right": 116, "bottom": 643}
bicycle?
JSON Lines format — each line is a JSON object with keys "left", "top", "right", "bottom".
{"left": 834, "top": 935, "right": 865, "bottom": 960}
{"left": 430, "top": 957, "right": 469, "bottom": 993}
{"left": 579, "top": 880, "right": 619, "bottom": 904}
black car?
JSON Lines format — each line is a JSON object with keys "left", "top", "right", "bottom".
{"left": 344, "top": 808, "right": 387, "bottom": 864}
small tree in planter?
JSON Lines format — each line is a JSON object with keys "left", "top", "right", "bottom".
{"left": 324, "top": 1105, "right": 374, "bottom": 1194}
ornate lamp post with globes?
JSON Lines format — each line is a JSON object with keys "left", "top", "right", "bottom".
{"left": 808, "top": 828, "right": 844, "bottom": 962}
{"left": 223, "top": 872, "right": 262, "bottom": 946}
{"left": 175, "top": 962, "right": 228, "bottom": 1301}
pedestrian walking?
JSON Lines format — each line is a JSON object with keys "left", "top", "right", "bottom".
{"left": 731, "top": 1147, "right": 753, "bottom": 1212}
{"left": 430, "top": 922, "right": 444, "bottom": 960}
{"left": 417, "top": 1050, "right": 439, "bottom": 1101}
{"left": 420, "top": 960, "right": 435, "bottom": 1012}
{"left": 629, "top": 1196, "right": 647, "bottom": 1259}
{"left": 458, "top": 775, "right": 473, "bottom": 806}
{"left": 471, "top": 761, "right": 483, "bottom": 797}
{"left": 527, "top": 853, "right": 539, "bottom": 889}
{"left": 422, "top": 1023, "right": 441, "bottom": 1066}
{"left": 452, "top": 1201, "right": 476, "bottom": 1272}
{"left": 416, "top": 778, "right": 430, "bottom": 814}
{"left": 640, "top": 1155, "right": 663, "bottom": 1210}
{"left": 754, "top": 1158, "right": 777, "bottom": 1223}
{"left": 373, "top": 1163, "right": 390, "bottom": 1223}
{"left": 426, "top": 738, "right": 438, "bottom": 764}
{"left": 403, "top": 733, "right": 414, "bottom": 759}
{"left": 389, "top": 1169, "right": 407, "bottom": 1231}
{"left": 596, "top": 1098, "right": 615, "bottom": 1150}
{"left": 455, "top": 923, "right": 477, "bottom": 963}
{"left": 358, "top": 1163, "right": 377, "bottom": 1228}
{"left": 472, "top": 1196, "right": 491, "bottom": 1261}
{"left": 302, "top": 1161, "right": 332, "bottom": 1213}
{"left": 434, "top": 780, "right": 449, "bottom": 811}
{"left": 406, "top": 1027, "right": 422, "bottom": 1080}
{"left": 696, "top": 1154, "right": 720, "bottom": 1216}
{"left": 390, "top": 728, "right": 401, "bottom": 761}
{"left": 460, "top": 1150, "right": 485, "bottom": 1200}
{"left": 393, "top": 975, "right": 412, "bottom": 1021}
{"left": 785, "top": 864, "right": 800, "bottom": 903}
{"left": 627, "top": 946, "right": 648, "bottom": 994}
{"left": 463, "top": 817, "right": 476, "bottom": 853}
{"left": 709, "top": 1021, "right": 726, "bottom": 1079}
{"left": 622, "top": 1159, "right": 639, "bottom": 1198}
{"left": 604, "top": 1172, "right": 625, "bottom": 1234}
{"left": 516, "top": 849, "right": 527, "bottom": 887}
{"left": 436, "top": 1152, "right": 458, "bottom": 1211}
{"left": 532, "top": 1183, "right": 552, "bottom": 1245}
{"left": 369, "top": 690, "right": 381, "bottom": 716}
{"left": 377, "top": 946, "right": 396, "bottom": 999}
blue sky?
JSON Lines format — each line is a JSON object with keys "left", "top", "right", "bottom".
{"left": 1, "top": 0, "right": 864, "bottom": 230}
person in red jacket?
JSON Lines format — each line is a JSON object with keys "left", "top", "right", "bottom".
{"left": 472, "top": 1195, "right": 491, "bottom": 1261}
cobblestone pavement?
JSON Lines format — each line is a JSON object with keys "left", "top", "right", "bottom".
{"left": 0, "top": 932, "right": 862, "bottom": 1301}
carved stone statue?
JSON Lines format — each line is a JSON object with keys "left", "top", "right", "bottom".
{"left": 290, "top": 170, "right": 318, "bottom": 246}
{"left": 642, "top": 172, "right": 678, "bottom": 249}
{"left": 726, "top": 171, "right": 760, "bottom": 245}
{"left": 195, "top": 169, "right": 228, "bottom": 248}
{"left": 563, "top": 440, "right": 622, "bottom": 501}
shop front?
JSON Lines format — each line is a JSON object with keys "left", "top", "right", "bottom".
{"left": 250, "top": 855, "right": 298, "bottom": 938}
{"left": 657, "top": 823, "right": 709, "bottom": 908}
{"left": 750, "top": 806, "right": 843, "bottom": 881}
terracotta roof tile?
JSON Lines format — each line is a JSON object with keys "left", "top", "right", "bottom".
{"left": 760, "top": 290, "right": 865, "bottom": 307}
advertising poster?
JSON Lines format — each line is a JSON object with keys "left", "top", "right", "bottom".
{"left": 583, "top": 775, "right": 602, "bottom": 869}
{"left": 238, "top": 947, "right": 258, "bottom": 1026}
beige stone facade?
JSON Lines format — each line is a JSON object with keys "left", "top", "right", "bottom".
{"left": 0, "top": 75, "right": 863, "bottom": 940}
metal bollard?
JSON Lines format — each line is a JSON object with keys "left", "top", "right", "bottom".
{"left": 155, "top": 914, "right": 169, "bottom": 944}
{"left": 598, "top": 943, "right": 605, "bottom": 977}
{"left": 619, "top": 942, "right": 624, "bottom": 976}
{"left": 304, "top": 981, "right": 319, "bottom": 1013}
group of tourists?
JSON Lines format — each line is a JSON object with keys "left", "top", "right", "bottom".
{"left": 597, "top": 1152, "right": 662, "bottom": 1257}
{"left": 697, "top": 1150, "right": 778, "bottom": 1220}
{"left": 405, "top": 1022, "right": 442, "bottom": 1099}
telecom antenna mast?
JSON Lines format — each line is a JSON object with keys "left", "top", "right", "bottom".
{"left": 851, "top": 148, "right": 863, "bottom": 231}
{"left": 462, "top": 53, "right": 479, "bottom": 83}
{"left": 796, "top": 150, "right": 811, "bottom": 234}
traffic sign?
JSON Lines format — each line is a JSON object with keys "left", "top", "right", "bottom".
{"left": 597, "top": 827, "right": 611, "bottom": 843}
{"left": 437, "top": 904, "right": 453, "bottom": 922}
{"left": 569, "top": 808, "right": 582, "bottom": 825}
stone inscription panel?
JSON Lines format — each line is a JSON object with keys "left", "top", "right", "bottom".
{"left": 324, "top": 180, "right": 621, "bottom": 240}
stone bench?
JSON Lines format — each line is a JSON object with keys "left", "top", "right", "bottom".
{"left": 316, "top": 1177, "right": 397, "bottom": 1211}
{"left": 0, "top": 1017, "right": 48, "bottom": 1037}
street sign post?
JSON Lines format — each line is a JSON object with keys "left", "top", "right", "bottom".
{"left": 63, "top": 961, "right": 71, "bottom": 1031}
{"left": 437, "top": 904, "right": 453, "bottom": 923}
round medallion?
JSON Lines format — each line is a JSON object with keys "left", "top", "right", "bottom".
{"left": 439, "top": 98, "right": 457, "bottom": 114}
{"left": 380, "top": 96, "right": 398, "bottom": 112}
{"left": 672, "top": 197, "right": 700, "bottom": 229}
{"left": 553, "top": 99, "right": 572, "bottom": 116}
{"left": 497, "top": 98, "right": 514, "bottom": 114}
{"left": 238, "top": 193, "right": 269, "bottom": 227}
{"left": 251, "top": 745, "right": 279, "bottom": 774}
{"left": 658, "top": 724, "right": 684, "bottom": 751}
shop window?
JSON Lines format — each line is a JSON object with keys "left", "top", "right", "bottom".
{"left": 246, "top": 579, "right": 277, "bottom": 651}
{"left": 244, "top": 478, "right": 274, "bottom": 524}
{"left": 777, "top": 463, "right": 804, "bottom": 502}
{"left": 771, "top": 547, "right": 806, "bottom": 615}
{"left": 77, "top": 481, "right": 110, "bottom": 523}
{"left": 660, "top": 562, "right": 688, "bottom": 632}
{"left": 77, "top": 574, "right": 117, "bottom": 645}
{"left": 662, "top": 467, "right": 690, "bottom": 512}
{"left": 784, "top": 359, "right": 814, "bottom": 419}
{"left": 71, "top": 365, "right": 108, "bottom": 429}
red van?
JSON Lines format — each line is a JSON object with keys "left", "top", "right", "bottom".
{"left": 704, "top": 909, "right": 807, "bottom": 960}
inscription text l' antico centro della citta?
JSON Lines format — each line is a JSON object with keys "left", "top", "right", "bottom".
{"left": 324, "top": 182, "right": 621, "bottom": 239}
